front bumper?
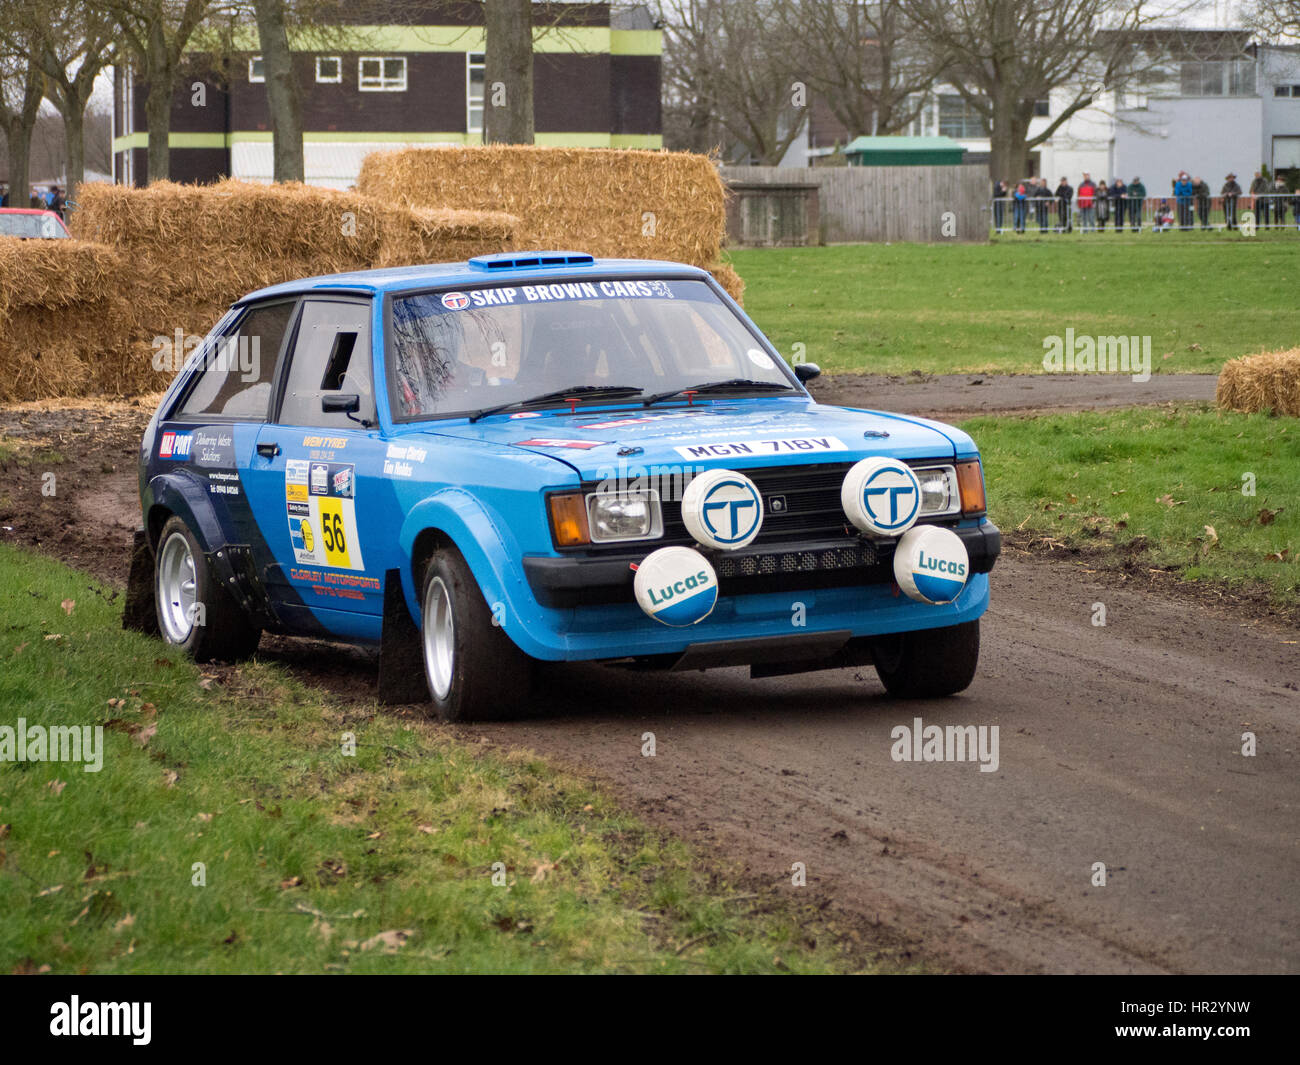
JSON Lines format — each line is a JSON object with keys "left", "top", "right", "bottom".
{"left": 522, "top": 519, "right": 1001, "bottom": 608}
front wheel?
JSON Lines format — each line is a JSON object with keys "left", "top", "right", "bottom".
{"left": 420, "top": 547, "right": 533, "bottom": 721}
{"left": 154, "top": 516, "right": 261, "bottom": 662}
{"left": 873, "top": 620, "right": 979, "bottom": 699}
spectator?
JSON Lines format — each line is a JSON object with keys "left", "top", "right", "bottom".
{"left": 0, "top": 182, "right": 8, "bottom": 208}
{"left": 1012, "top": 179, "right": 1029, "bottom": 233}
{"left": 1077, "top": 172, "right": 1098, "bottom": 231}
{"left": 1055, "top": 176, "right": 1073, "bottom": 232}
{"left": 1034, "top": 177, "right": 1053, "bottom": 231}
{"left": 1153, "top": 199, "right": 1175, "bottom": 232}
{"left": 993, "top": 179, "right": 1009, "bottom": 231}
{"left": 1250, "top": 170, "right": 1269, "bottom": 227}
{"left": 1096, "top": 180, "right": 1110, "bottom": 228}
{"left": 1191, "top": 176, "right": 1211, "bottom": 229}
{"left": 1173, "top": 171, "right": 1194, "bottom": 230}
{"left": 1127, "top": 176, "right": 1145, "bottom": 230}
{"left": 1273, "top": 176, "right": 1290, "bottom": 228}
{"left": 1221, "top": 172, "right": 1242, "bottom": 230}
{"left": 50, "top": 185, "right": 65, "bottom": 218}
{"left": 1293, "top": 184, "right": 1300, "bottom": 230}
{"left": 1110, "top": 178, "right": 1127, "bottom": 230}
{"left": 29, "top": 187, "right": 41, "bottom": 208}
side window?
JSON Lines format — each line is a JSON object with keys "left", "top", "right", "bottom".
{"left": 178, "top": 301, "right": 295, "bottom": 420}
{"left": 277, "top": 299, "right": 375, "bottom": 428}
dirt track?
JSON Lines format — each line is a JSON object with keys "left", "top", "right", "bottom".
{"left": 2, "top": 375, "right": 1295, "bottom": 974}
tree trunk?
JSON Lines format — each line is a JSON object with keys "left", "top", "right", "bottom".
{"left": 483, "top": 0, "right": 534, "bottom": 145}
{"left": 62, "top": 101, "right": 86, "bottom": 192}
{"left": 988, "top": 108, "right": 1030, "bottom": 181}
{"left": 4, "top": 119, "right": 34, "bottom": 204}
{"left": 254, "top": 0, "right": 304, "bottom": 182}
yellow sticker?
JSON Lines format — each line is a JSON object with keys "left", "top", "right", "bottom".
{"left": 316, "top": 496, "right": 352, "bottom": 569}
{"left": 287, "top": 483, "right": 308, "bottom": 502}
{"left": 300, "top": 518, "right": 314, "bottom": 553}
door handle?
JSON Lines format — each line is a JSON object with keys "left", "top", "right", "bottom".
{"left": 257, "top": 442, "right": 280, "bottom": 458}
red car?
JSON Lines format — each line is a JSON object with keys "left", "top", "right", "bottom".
{"left": 0, "top": 207, "right": 69, "bottom": 238}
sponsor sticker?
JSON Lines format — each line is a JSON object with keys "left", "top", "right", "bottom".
{"left": 516, "top": 438, "right": 602, "bottom": 450}
{"left": 285, "top": 459, "right": 364, "bottom": 571}
{"left": 441, "top": 291, "right": 471, "bottom": 311}
{"left": 674, "top": 436, "right": 847, "bottom": 460}
{"left": 158, "top": 431, "right": 193, "bottom": 460}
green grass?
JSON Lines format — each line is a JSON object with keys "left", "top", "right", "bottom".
{"left": 730, "top": 241, "right": 1300, "bottom": 376}
{"left": 961, "top": 404, "right": 1300, "bottom": 605}
{"left": 0, "top": 544, "right": 877, "bottom": 974}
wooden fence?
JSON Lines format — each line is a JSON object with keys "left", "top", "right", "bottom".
{"left": 721, "top": 165, "right": 990, "bottom": 244}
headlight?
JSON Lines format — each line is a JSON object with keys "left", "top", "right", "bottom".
{"left": 913, "top": 466, "right": 960, "bottom": 516}
{"left": 586, "top": 490, "right": 663, "bottom": 543}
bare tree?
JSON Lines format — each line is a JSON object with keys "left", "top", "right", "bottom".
{"left": 660, "top": 0, "right": 806, "bottom": 164}
{"left": 93, "top": 0, "right": 220, "bottom": 183}
{"left": 27, "top": 6, "right": 118, "bottom": 191}
{"left": 1249, "top": 0, "right": 1300, "bottom": 40}
{"left": 0, "top": 2, "right": 43, "bottom": 199}
{"left": 771, "top": 0, "right": 939, "bottom": 139}
{"left": 483, "top": 0, "right": 534, "bottom": 144}
{"left": 898, "top": 0, "right": 1164, "bottom": 179}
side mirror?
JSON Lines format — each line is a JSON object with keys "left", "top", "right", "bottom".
{"left": 322, "top": 393, "right": 360, "bottom": 414}
{"left": 793, "top": 362, "right": 821, "bottom": 384}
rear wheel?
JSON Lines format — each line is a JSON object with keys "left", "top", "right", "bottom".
{"left": 873, "top": 620, "right": 979, "bottom": 698}
{"left": 420, "top": 546, "right": 533, "bottom": 721}
{"left": 154, "top": 516, "right": 261, "bottom": 662}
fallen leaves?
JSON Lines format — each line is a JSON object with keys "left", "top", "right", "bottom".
{"left": 1156, "top": 494, "right": 1187, "bottom": 507}
{"left": 60, "top": 599, "right": 75, "bottom": 615}
{"left": 349, "top": 929, "right": 413, "bottom": 954}
{"left": 47, "top": 779, "right": 66, "bottom": 795}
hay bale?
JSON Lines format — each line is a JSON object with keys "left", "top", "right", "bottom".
{"left": 71, "top": 179, "right": 520, "bottom": 344}
{"left": 0, "top": 238, "right": 165, "bottom": 403}
{"left": 357, "top": 145, "right": 739, "bottom": 298}
{"left": 1216, "top": 349, "right": 1300, "bottom": 417}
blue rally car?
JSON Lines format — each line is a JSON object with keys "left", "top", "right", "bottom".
{"left": 125, "top": 253, "right": 1000, "bottom": 720}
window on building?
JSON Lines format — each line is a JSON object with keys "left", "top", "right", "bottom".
{"left": 467, "top": 52, "right": 485, "bottom": 133}
{"left": 316, "top": 56, "right": 342, "bottom": 83}
{"left": 249, "top": 56, "right": 265, "bottom": 83}
{"left": 359, "top": 56, "right": 407, "bottom": 92}
{"left": 1180, "top": 60, "right": 1256, "bottom": 97}
{"left": 1274, "top": 84, "right": 1300, "bottom": 98}
{"left": 1033, "top": 99, "right": 1050, "bottom": 117}
{"left": 937, "top": 94, "right": 986, "bottom": 139}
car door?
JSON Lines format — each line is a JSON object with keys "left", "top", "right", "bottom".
{"left": 241, "top": 296, "right": 389, "bottom": 637}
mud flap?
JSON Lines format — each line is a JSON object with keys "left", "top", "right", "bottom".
{"left": 378, "top": 568, "right": 428, "bottom": 705}
{"left": 122, "top": 528, "right": 160, "bottom": 637}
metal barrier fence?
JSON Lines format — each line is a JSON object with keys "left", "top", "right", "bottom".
{"left": 991, "top": 193, "right": 1300, "bottom": 234}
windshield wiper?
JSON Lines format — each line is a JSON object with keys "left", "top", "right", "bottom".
{"left": 642, "top": 378, "right": 795, "bottom": 407}
{"left": 468, "top": 384, "right": 644, "bottom": 423}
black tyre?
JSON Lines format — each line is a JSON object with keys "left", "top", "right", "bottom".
{"left": 420, "top": 546, "right": 533, "bottom": 721}
{"left": 153, "top": 516, "right": 261, "bottom": 662}
{"left": 873, "top": 620, "right": 979, "bottom": 698}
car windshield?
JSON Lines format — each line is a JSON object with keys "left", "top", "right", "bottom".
{"left": 388, "top": 278, "right": 794, "bottom": 420}
{"left": 0, "top": 213, "right": 66, "bottom": 238}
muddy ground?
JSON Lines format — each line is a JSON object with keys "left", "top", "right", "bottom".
{"left": 2, "top": 375, "right": 1296, "bottom": 974}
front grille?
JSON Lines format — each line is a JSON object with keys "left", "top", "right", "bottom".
{"left": 714, "top": 540, "right": 877, "bottom": 578}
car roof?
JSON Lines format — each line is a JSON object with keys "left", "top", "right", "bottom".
{"left": 236, "top": 254, "right": 713, "bottom": 304}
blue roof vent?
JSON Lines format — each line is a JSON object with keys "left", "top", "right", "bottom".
{"left": 467, "top": 251, "right": 595, "bottom": 271}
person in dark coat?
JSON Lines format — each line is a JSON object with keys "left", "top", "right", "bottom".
{"left": 1191, "top": 176, "right": 1211, "bottom": 228}
{"left": 1034, "top": 177, "right": 1053, "bottom": 231}
{"left": 1127, "top": 176, "right": 1146, "bottom": 230}
{"left": 1221, "top": 173, "right": 1241, "bottom": 230}
{"left": 1250, "top": 171, "right": 1270, "bottom": 227}
{"left": 1055, "top": 176, "right": 1073, "bottom": 232}
{"left": 993, "top": 179, "right": 1009, "bottom": 231}
{"left": 1110, "top": 178, "right": 1126, "bottom": 230}
{"left": 1272, "top": 176, "right": 1290, "bottom": 227}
